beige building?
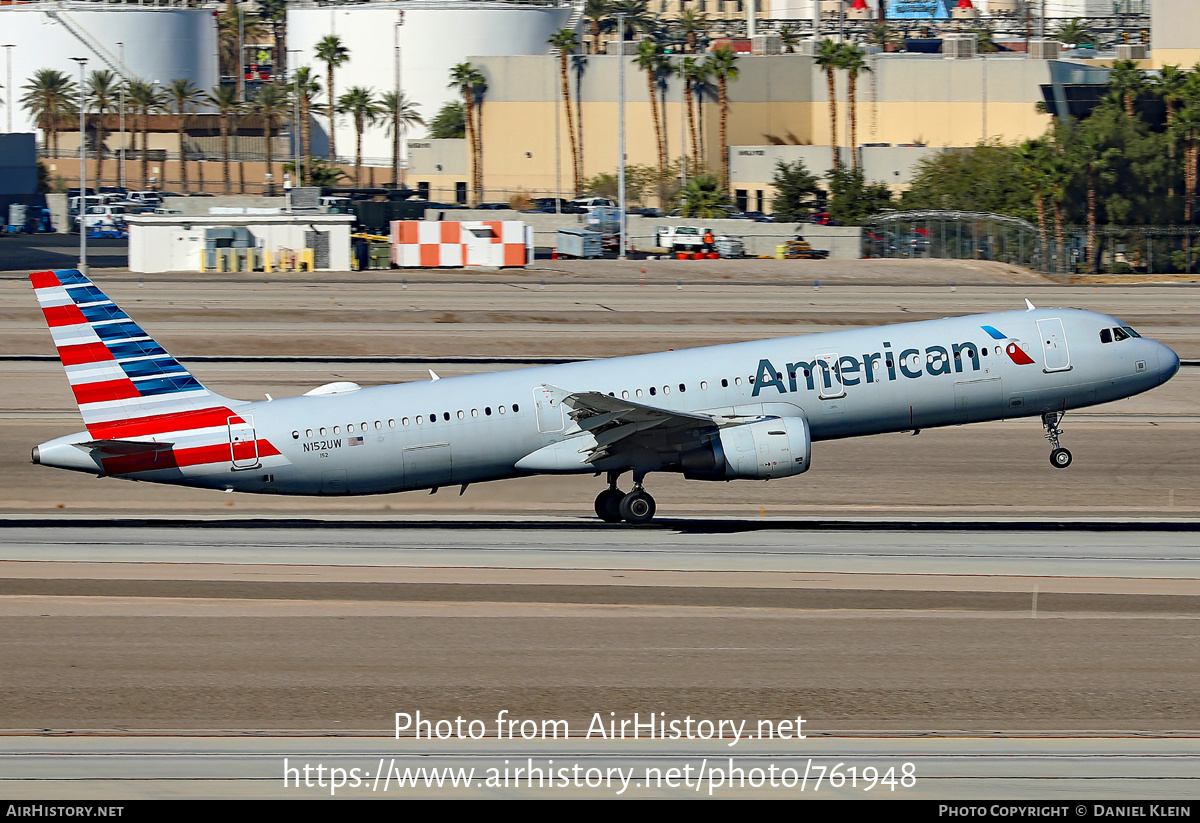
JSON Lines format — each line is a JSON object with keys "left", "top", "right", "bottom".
{"left": 1151, "top": 0, "right": 1200, "bottom": 69}
{"left": 407, "top": 50, "right": 1057, "bottom": 207}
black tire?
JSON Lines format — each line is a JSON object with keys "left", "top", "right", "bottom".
{"left": 594, "top": 488, "right": 625, "bottom": 523}
{"left": 1050, "top": 448, "right": 1073, "bottom": 469}
{"left": 618, "top": 490, "right": 656, "bottom": 524}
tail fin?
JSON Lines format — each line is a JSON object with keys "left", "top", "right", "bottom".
{"left": 30, "top": 269, "right": 241, "bottom": 438}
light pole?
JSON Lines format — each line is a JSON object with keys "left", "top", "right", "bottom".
{"left": 394, "top": 13, "right": 405, "bottom": 188}
{"left": 288, "top": 48, "right": 301, "bottom": 190}
{"left": 117, "top": 42, "right": 125, "bottom": 190}
{"left": 71, "top": 57, "right": 88, "bottom": 275}
{"left": 617, "top": 12, "right": 626, "bottom": 259}
{"left": 2, "top": 45, "right": 14, "bottom": 134}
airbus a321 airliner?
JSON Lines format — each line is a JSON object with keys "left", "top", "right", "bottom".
{"left": 29, "top": 269, "right": 1179, "bottom": 523}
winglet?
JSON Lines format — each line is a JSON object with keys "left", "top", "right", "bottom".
{"left": 1025, "top": 299, "right": 1036, "bottom": 311}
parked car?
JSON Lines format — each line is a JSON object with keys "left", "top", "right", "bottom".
{"left": 570, "top": 196, "right": 617, "bottom": 212}
{"left": 121, "top": 191, "right": 163, "bottom": 208}
{"left": 525, "top": 198, "right": 586, "bottom": 214}
{"left": 477, "top": 203, "right": 513, "bottom": 210}
{"left": 74, "top": 204, "right": 128, "bottom": 230}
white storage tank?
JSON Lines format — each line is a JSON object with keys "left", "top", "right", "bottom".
{"left": 0, "top": 3, "right": 218, "bottom": 135}
{"left": 288, "top": 1, "right": 574, "bottom": 167}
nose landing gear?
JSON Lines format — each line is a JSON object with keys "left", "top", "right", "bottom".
{"left": 1043, "top": 411, "right": 1072, "bottom": 469}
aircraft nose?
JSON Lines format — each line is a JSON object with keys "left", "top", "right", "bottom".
{"left": 1158, "top": 343, "right": 1181, "bottom": 385}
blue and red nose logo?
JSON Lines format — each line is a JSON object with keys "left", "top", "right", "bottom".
{"left": 982, "top": 325, "right": 1035, "bottom": 365}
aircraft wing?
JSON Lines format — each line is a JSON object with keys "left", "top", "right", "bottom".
{"left": 535, "top": 386, "right": 719, "bottom": 467}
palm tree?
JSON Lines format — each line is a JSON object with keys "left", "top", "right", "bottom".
{"left": 841, "top": 44, "right": 871, "bottom": 173}
{"left": 86, "top": 71, "right": 119, "bottom": 184}
{"left": 705, "top": 46, "right": 738, "bottom": 189}
{"left": 165, "top": 78, "right": 202, "bottom": 193}
{"left": 249, "top": 83, "right": 291, "bottom": 195}
{"left": 217, "top": 8, "right": 262, "bottom": 98}
{"left": 126, "top": 79, "right": 163, "bottom": 188}
{"left": 1108, "top": 59, "right": 1144, "bottom": 119}
{"left": 779, "top": 23, "right": 802, "bottom": 54}
{"left": 814, "top": 39, "right": 845, "bottom": 171}
{"left": 608, "top": 0, "right": 654, "bottom": 41}
{"left": 380, "top": 90, "right": 423, "bottom": 189}
{"left": 289, "top": 67, "right": 321, "bottom": 186}
{"left": 449, "top": 62, "right": 486, "bottom": 205}
{"left": 1155, "top": 64, "right": 1190, "bottom": 198}
{"left": 1015, "top": 137, "right": 1052, "bottom": 270}
{"left": 1066, "top": 124, "right": 1119, "bottom": 273}
{"left": 677, "top": 9, "right": 707, "bottom": 54}
{"left": 549, "top": 29, "right": 582, "bottom": 194}
{"left": 1172, "top": 104, "right": 1200, "bottom": 227}
{"left": 636, "top": 40, "right": 668, "bottom": 181}
{"left": 336, "top": 86, "right": 380, "bottom": 187}
{"left": 1052, "top": 18, "right": 1093, "bottom": 47}
{"left": 675, "top": 174, "right": 732, "bottom": 218}
{"left": 583, "top": 0, "right": 611, "bottom": 55}
{"left": 315, "top": 35, "right": 350, "bottom": 167}
{"left": 21, "top": 69, "right": 76, "bottom": 158}
{"left": 258, "top": 0, "right": 288, "bottom": 82}
{"left": 680, "top": 57, "right": 703, "bottom": 163}
{"left": 207, "top": 84, "right": 242, "bottom": 194}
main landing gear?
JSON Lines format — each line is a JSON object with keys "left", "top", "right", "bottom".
{"left": 1042, "top": 411, "right": 1072, "bottom": 469}
{"left": 594, "top": 471, "right": 657, "bottom": 524}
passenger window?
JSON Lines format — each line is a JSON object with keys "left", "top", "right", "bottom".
{"left": 636, "top": 389, "right": 643, "bottom": 397}
{"left": 292, "top": 431, "right": 299, "bottom": 439}
{"left": 375, "top": 421, "right": 382, "bottom": 430}
{"left": 499, "top": 405, "right": 506, "bottom": 414}
{"left": 401, "top": 418, "right": 409, "bottom": 426}
{"left": 700, "top": 381, "right": 708, "bottom": 390}
{"left": 416, "top": 415, "right": 423, "bottom": 424}
{"left": 513, "top": 403, "right": 519, "bottom": 413}
{"left": 361, "top": 422, "right": 368, "bottom": 430}
{"left": 721, "top": 379, "right": 729, "bottom": 388}
{"left": 320, "top": 427, "right": 327, "bottom": 436}
{"left": 334, "top": 426, "right": 341, "bottom": 434}
{"left": 388, "top": 419, "right": 395, "bottom": 428}
{"left": 1100, "top": 328, "right": 1112, "bottom": 344}
{"left": 663, "top": 385, "right": 670, "bottom": 394}
{"left": 679, "top": 384, "right": 686, "bottom": 392}
{"left": 735, "top": 377, "right": 742, "bottom": 386}
{"left": 306, "top": 429, "right": 313, "bottom": 438}
{"left": 457, "top": 410, "right": 465, "bottom": 420}
{"left": 443, "top": 412, "right": 450, "bottom": 421}
{"left": 485, "top": 407, "right": 492, "bottom": 416}
{"left": 347, "top": 424, "right": 355, "bottom": 432}
{"left": 649, "top": 386, "right": 657, "bottom": 396}
{"left": 471, "top": 409, "right": 478, "bottom": 418}
{"left": 622, "top": 390, "right": 630, "bottom": 399}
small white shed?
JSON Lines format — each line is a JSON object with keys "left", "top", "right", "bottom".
{"left": 126, "top": 213, "right": 355, "bottom": 273}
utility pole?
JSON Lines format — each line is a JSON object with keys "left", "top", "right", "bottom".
{"left": 118, "top": 42, "right": 125, "bottom": 190}
{"left": 2, "top": 45, "right": 14, "bottom": 133}
{"left": 617, "top": 12, "right": 626, "bottom": 259}
{"left": 71, "top": 57, "right": 88, "bottom": 275}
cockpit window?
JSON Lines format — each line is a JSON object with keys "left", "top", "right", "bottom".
{"left": 1100, "top": 328, "right": 1112, "bottom": 344}
{"left": 1113, "top": 327, "right": 1130, "bottom": 342}
{"left": 1122, "top": 326, "right": 1141, "bottom": 338}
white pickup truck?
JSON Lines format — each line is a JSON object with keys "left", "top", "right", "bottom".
{"left": 654, "top": 225, "right": 707, "bottom": 252}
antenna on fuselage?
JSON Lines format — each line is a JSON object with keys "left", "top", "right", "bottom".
{"left": 429, "top": 369, "right": 440, "bottom": 381}
{"left": 1025, "top": 299, "right": 1036, "bottom": 311}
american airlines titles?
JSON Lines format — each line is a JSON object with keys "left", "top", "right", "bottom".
{"left": 751, "top": 339, "right": 985, "bottom": 398}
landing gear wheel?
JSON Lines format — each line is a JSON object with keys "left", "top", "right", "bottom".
{"left": 618, "top": 490, "right": 657, "bottom": 524}
{"left": 1050, "top": 448, "right": 1073, "bottom": 469}
{"left": 594, "top": 488, "right": 625, "bottom": 523}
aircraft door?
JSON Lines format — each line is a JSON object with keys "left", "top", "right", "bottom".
{"left": 815, "top": 353, "right": 845, "bottom": 399}
{"left": 533, "top": 386, "right": 565, "bottom": 432}
{"left": 1037, "top": 318, "right": 1071, "bottom": 372}
{"left": 228, "top": 416, "right": 259, "bottom": 469}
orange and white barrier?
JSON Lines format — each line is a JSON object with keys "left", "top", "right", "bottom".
{"left": 390, "top": 220, "right": 532, "bottom": 268}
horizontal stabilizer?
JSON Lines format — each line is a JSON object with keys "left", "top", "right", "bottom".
{"left": 73, "top": 439, "right": 175, "bottom": 456}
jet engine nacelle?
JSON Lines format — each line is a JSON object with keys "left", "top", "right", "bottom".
{"left": 680, "top": 417, "right": 811, "bottom": 480}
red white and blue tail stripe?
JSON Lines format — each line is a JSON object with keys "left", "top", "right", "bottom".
{"left": 30, "top": 269, "right": 285, "bottom": 479}
{"left": 30, "top": 269, "right": 236, "bottom": 433}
